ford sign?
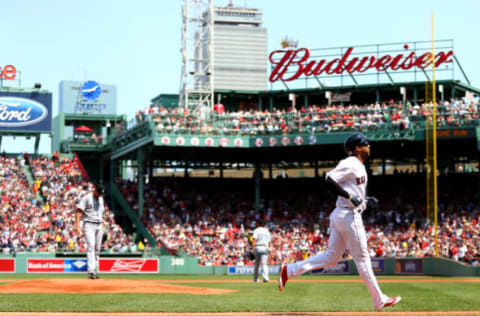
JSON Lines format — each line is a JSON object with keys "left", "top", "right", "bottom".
{"left": 0, "top": 97, "right": 48, "bottom": 127}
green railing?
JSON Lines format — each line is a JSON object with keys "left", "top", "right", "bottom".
{"left": 109, "top": 183, "right": 157, "bottom": 247}
{"left": 100, "top": 107, "right": 479, "bottom": 153}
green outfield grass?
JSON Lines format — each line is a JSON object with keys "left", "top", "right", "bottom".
{"left": 0, "top": 274, "right": 478, "bottom": 312}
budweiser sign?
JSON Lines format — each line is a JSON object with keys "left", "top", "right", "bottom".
{"left": 0, "top": 65, "right": 16, "bottom": 80}
{"left": 99, "top": 258, "right": 158, "bottom": 273}
{"left": 269, "top": 44, "right": 454, "bottom": 82}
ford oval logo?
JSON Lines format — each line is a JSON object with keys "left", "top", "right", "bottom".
{"left": 0, "top": 97, "right": 48, "bottom": 127}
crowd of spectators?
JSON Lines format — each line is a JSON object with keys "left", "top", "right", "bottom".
{"left": 30, "top": 155, "right": 136, "bottom": 253}
{"left": 0, "top": 155, "right": 50, "bottom": 253}
{"left": 131, "top": 98, "right": 480, "bottom": 137}
{"left": 0, "top": 154, "right": 135, "bottom": 254}
{"left": 117, "top": 175, "right": 480, "bottom": 266}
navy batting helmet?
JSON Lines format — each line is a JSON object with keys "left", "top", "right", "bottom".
{"left": 344, "top": 133, "right": 369, "bottom": 154}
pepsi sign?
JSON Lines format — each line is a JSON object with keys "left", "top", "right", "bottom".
{"left": 0, "top": 92, "right": 51, "bottom": 132}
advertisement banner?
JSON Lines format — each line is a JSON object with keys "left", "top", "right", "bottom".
{"left": 59, "top": 80, "right": 117, "bottom": 115}
{"left": 64, "top": 259, "right": 88, "bottom": 272}
{"left": 395, "top": 258, "right": 424, "bottom": 274}
{"left": 27, "top": 259, "right": 87, "bottom": 273}
{"left": 0, "top": 258, "right": 15, "bottom": 273}
{"left": 310, "top": 260, "right": 350, "bottom": 274}
{"left": 228, "top": 265, "right": 281, "bottom": 275}
{"left": 371, "top": 258, "right": 385, "bottom": 274}
{"left": 0, "top": 92, "right": 52, "bottom": 132}
{"left": 99, "top": 259, "right": 158, "bottom": 273}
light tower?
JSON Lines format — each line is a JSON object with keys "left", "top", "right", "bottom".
{"left": 179, "top": 0, "right": 214, "bottom": 114}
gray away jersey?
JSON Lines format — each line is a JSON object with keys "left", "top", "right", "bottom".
{"left": 253, "top": 227, "right": 272, "bottom": 247}
{"left": 76, "top": 192, "right": 105, "bottom": 223}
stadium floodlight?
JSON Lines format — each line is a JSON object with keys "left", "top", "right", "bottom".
{"left": 179, "top": 0, "right": 214, "bottom": 115}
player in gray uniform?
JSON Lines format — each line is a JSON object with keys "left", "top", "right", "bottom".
{"left": 252, "top": 220, "right": 272, "bottom": 283}
{"left": 76, "top": 184, "right": 105, "bottom": 279}
{"left": 278, "top": 134, "right": 401, "bottom": 311}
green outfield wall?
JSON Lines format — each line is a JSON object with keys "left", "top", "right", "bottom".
{"left": 1, "top": 254, "right": 478, "bottom": 276}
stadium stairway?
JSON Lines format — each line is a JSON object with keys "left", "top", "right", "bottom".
{"left": 23, "top": 163, "right": 45, "bottom": 205}
{"left": 108, "top": 182, "right": 177, "bottom": 256}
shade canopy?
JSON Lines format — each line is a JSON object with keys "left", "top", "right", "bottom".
{"left": 74, "top": 125, "right": 93, "bottom": 132}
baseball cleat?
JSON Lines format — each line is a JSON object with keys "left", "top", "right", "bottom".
{"left": 94, "top": 274, "right": 101, "bottom": 279}
{"left": 88, "top": 273, "right": 96, "bottom": 279}
{"left": 377, "top": 296, "right": 402, "bottom": 311}
{"left": 278, "top": 263, "right": 288, "bottom": 292}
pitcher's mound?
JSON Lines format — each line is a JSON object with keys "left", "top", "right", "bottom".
{"left": 0, "top": 279, "right": 236, "bottom": 294}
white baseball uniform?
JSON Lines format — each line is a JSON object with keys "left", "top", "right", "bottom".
{"left": 252, "top": 226, "right": 272, "bottom": 282}
{"left": 285, "top": 155, "right": 390, "bottom": 310}
{"left": 76, "top": 192, "right": 104, "bottom": 275}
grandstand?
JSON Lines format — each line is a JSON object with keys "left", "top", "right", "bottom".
{"left": 0, "top": 3, "right": 479, "bottom": 275}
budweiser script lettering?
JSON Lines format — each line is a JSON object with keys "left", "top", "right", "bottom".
{"left": 269, "top": 45, "right": 454, "bottom": 82}
{"left": 0, "top": 102, "right": 32, "bottom": 121}
{"left": 111, "top": 259, "right": 145, "bottom": 272}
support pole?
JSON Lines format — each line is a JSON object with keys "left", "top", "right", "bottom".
{"left": 149, "top": 158, "right": 153, "bottom": 183}
{"left": 110, "top": 158, "right": 116, "bottom": 211}
{"left": 184, "top": 161, "right": 189, "bottom": 177}
{"left": 137, "top": 148, "right": 144, "bottom": 218}
{"left": 99, "top": 156, "right": 104, "bottom": 182}
{"left": 254, "top": 163, "right": 261, "bottom": 211}
{"left": 431, "top": 13, "right": 439, "bottom": 258}
{"left": 34, "top": 135, "right": 40, "bottom": 155}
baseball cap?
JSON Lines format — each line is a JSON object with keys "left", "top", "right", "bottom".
{"left": 96, "top": 184, "right": 105, "bottom": 195}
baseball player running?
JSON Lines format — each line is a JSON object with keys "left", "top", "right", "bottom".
{"left": 252, "top": 220, "right": 272, "bottom": 283}
{"left": 76, "top": 184, "right": 105, "bottom": 279}
{"left": 278, "top": 133, "right": 401, "bottom": 311}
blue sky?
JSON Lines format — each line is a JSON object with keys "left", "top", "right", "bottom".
{"left": 1, "top": 0, "right": 479, "bottom": 152}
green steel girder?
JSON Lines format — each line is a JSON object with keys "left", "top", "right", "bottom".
{"left": 110, "top": 121, "right": 154, "bottom": 160}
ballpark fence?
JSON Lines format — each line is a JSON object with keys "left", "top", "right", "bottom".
{"left": 0, "top": 254, "right": 478, "bottom": 276}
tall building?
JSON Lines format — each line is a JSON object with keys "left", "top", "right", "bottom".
{"left": 210, "top": 5, "right": 267, "bottom": 91}
{"left": 180, "top": 1, "right": 267, "bottom": 110}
